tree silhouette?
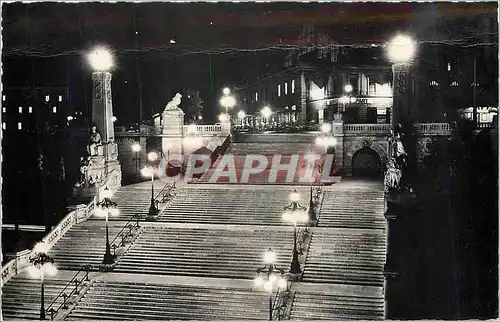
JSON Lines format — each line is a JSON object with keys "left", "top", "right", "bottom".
{"left": 182, "top": 90, "right": 204, "bottom": 123}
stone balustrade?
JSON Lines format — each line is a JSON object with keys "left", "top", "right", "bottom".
{"left": 183, "top": 124, "right": 223, "bottom": 136}
{"left": 1, "top": 197, "right": 96, "bottom": 287}
{"left": 343, "top": 124, "right": 391, "bottom": 135}
{"left": 334, "top": 123, "right": 453, "bottom": 136}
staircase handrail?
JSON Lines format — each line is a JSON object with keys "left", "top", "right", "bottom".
{"left": 1, "top": 197, "right": 96, "bottom": 287}
{"left": 45, "top": 264, "right": 93, "bottom": 320}
{"left": 110, "top": 215, "right": 141, "bottom": 251}
{"left": 154, "top": 180, "right": 176, "bottom": 203}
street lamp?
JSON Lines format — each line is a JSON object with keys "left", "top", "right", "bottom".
{"left": 220, "top": 88, "right": 236, "bottom": 114}
{"left": 87, "top": 47, "right": 113, "bottom": 71}
{"left": 283, "top": 190, "right": 308, "bottom": 275}
{"left": 95, "top": 187, "right": 119, "bottom": 265}
{"left": 387, "top": 34, "right": 416, "bottom": 63}
{"left": 143, "top": 151, "right": 159, "bottom": 220}
{"left": 254, "top": 248, "right": 288, "bottom": 321}
{"left": 131, "top": 142, "right": 141, "bottom": 182}
{"left": 28, "top": 242, "right": 57, "bottom": 320}
{"left": 237, "top": 111, "right": 246, "bottom": 128}
{"left": 261, "top": 106, "right": 272, "bottom": 127}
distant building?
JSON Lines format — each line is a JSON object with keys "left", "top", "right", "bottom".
{"left": 1, "top": 86, "right": 74, "bottom": 227}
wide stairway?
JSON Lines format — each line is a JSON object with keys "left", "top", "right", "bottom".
{"left": 195, "top": 133, "right": 333, "bottom": 185}
{"left": 2, "top": 141, "right": 386, "bottom": 320}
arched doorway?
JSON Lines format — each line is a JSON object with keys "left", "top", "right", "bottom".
{"left": 351, "top": 147, "right": 382, "bottom": 178}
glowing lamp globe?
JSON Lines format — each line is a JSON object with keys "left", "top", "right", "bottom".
{"left": 261, "top": 106, "right": 272, "bottom": 119}
{"left": 387, "top": 35, "right": 416, "bottom": 63}
{"left": 254, "top": 276, "right": 264, "bottom": 287}
{"left": 88, "top": 48, "right": 113, "bottom": 71}
{"left": 102, "top": 187, "right": 112, "bottom": 199}
{"left": 131, "top": 143, "right": 141, "bottom": 152}
{"left": 263, "top": 248, "right": 276, "bottom": 264}
{"left": 344, "top": 84, "right": 353, "bottom": 93}
{"left": 321, "top": 123, "right": 331, "bottom": 133}
{"left": 141, "top": 167, "right": 153, "bottom": 177}
{"left": 289, "top": 189, "right": 300, "bottom": 202}
{"left": 148, "top": 152, "right": 158, "bottom": 162}
{"left": 42, "top": 262, "right": 58, "bottom": 277}
{"left": 277, "top": 277, "right": 287, "bottom": 289}
{"left": 223, "top": 87, "right": 231, "bottom": 95}
{"left": 238, "top": 111, "right": 246, "bottom": 119}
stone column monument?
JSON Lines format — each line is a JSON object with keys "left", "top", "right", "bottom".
{"left": 74, "top": 67, "right": 122, "bottom": 198}
{"left": 162, "top": 93, "right": 185, "bottom": 158}
{"left": 391, "top": 63, "right": 417, "bottom": 128}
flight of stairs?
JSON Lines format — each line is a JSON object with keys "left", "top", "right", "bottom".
{"left": 66, "top": 280, "right": 270, "bottom": 320}
{"left": 113, "top": 225, "right": 294, "bottom": 279}
{"left": 158, "top": 186, "right": 311, "bottom": 225}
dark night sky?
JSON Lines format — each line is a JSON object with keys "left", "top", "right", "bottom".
{"left": 2, "top": 2, "right": 497, "bottom": 125}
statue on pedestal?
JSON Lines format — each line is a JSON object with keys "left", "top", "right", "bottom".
{"left": 87, "top": 125, "right": 103, "bottom": 156}
{"left": 385, "top": 130, "right": 409, "bottom": 193}
{"left": 165, "top": 93, "right": 182, "bottom": 110}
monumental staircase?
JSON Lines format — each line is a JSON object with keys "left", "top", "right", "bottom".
{"left": 195, "top": 133, "right": 337, "bottom": 185}
{"left": 2, "top": 136, "right": 387, "bottom": 320}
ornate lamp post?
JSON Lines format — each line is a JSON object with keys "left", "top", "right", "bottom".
{"left": 283, "top": 190, "right": 308, "bottom": 275}
{"left": 96, "top": 187, "right": 119, "bottom": 265}
{"left": 142, "top": 151, "right": 159, "bottom": 220}
{"left": 254, "top": 248, "right": 289, "bottom": 321}
{"left": 261, "top": 106, "right": 272, "bottom": 128}
{"left": 131, "top": 142, "right": 141, "bottom": 182}
{"left": 28, "top": 242, "right": 57, "bottom": 320}
{"left": 220, "top": 88, "right": 236, "bottom": 124}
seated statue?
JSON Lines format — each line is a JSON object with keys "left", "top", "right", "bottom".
{"left": 87, "top": 125, "right": 102, "bottom": 156}
{"left": 165, "top": 93, "right": 183, "bottom": 110}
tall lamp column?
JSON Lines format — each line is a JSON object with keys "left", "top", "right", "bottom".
{"left": 254, "top": 248, "right": 288, "bottom": 320}
{"left": 283, "top": 190, "right": 308, "bottom": 275}
{"left": 96, "top": 187, "right": 119, "bottom": 265}
{"left": 28, "top": 242, "right": 58, "bottom": 320}
{"left": 132, "top": 143, "right": 141, "bottom": 182}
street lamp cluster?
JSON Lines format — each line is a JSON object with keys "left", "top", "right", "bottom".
{"left": 141, "top": 151, "right": 160, "bottom": 220}
{"left": 254, "top": 188, "right": 319, "bottom": 320}
{"left": 254, "top": 248, "right": 289, "bottom": 321}
{"left": 28, "top": 242, "right": 58, "bottom": 320}
{"left": 96, "top": 187, "right": 119, "bottom": 265}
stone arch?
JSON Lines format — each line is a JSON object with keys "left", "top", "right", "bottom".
{"left": 344, "top": 139, "right": 387, "bottom": 176}
{"left": 352, "top": 147, "right": 382, "bottom": 177}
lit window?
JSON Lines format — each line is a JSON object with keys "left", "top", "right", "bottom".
{"left": 447, "top": 63, "right": 451, "bottom": 71}
{"left": 291, "top": 80, "right": 295, "bottom": 93}
{"left": 17, "top": 122, "right": 22, "bottom": 130}
{"left": 18, "top": 106, "right": 22, "bottom": 114}
{"left": 53, "top": 106, "right": 57, "bottom": 113}
{"left": 430, "top": 81, "right": 439, "bottom": 86}
{"left": 2, "top": 107, "right": 5, "bottom": 113}
{"left": 291, "top": 105, "right": 296, "bottom": 111}
{"left": 278, "top": 84, "right": 281, "bottom": 97}
{"left": 58, "top": 95, "right": 63, "bottom": 102}
{"left": 255, "top": 92, "right": 258, "bottom": 102}
{"left": 285, "top": 106, "right": 289, "bottom": 110}
{"left": 284, "top": 82, "right": 288, "bottom": 95}
{"left": 45, "top": 95, "right": 50, "bottom": 102}
{"left": 2, "top": 123, "right": 5, "bottom": 130}
{"left": 451, "top": 81, "right": 459, "bottom": 87}
{"left": 2, "top": 95, "right": 5, "bottom": 101}
{"left": 28, "top": 106, "right": 33, "bottom": 113}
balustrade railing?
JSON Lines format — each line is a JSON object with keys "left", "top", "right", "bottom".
{"left": 45, "top": 265, "right": 93, "bottom": 320}
{"left": 1, "top": 197, "right": 96, "bottom": 287}
{"left": 110, "top": 215, "right": 142, "bottom": 254}
{"left": 343, "top": 124, "right": 392, "bottom": 134}
{"left": 183, "top": 124, "right": 223, "bottom": 135}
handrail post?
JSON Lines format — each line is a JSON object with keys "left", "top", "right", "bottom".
{"left": 73, "top": 279, "right": 79, "bottom": 295}
{"left": 62, "top": 293, "right": 68, "bottom": 309}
